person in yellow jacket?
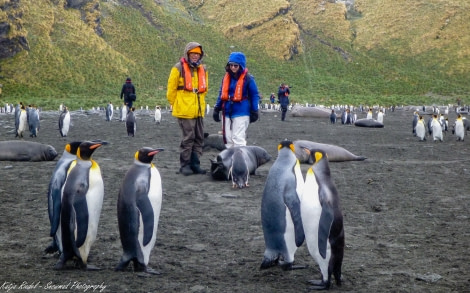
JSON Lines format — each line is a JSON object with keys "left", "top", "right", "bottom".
{"left": 167, "top": 42, "right": 208, "bottom": 175}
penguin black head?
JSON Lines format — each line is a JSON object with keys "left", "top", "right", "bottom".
{"left": 77, "top": 140, "right": 108, "bottom": 160}
{"left": 65, "top": 141, "right": 82, "bottom": 155}
{"left": 135, "top": 147, "right": 164, "bottom": 164}
{"left": 278, "top": 140, "right": 294, "bottom": 152}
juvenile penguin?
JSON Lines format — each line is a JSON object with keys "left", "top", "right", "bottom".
{"left": 28, "top": 106, "right": 40, "bottom": 137}
{"left": 59, "top": 107, "right": 71, "bottom": 137}
{"left": 45, "top": 141, "right": 82, "bottom": 254}
{"left": 260, "top": 140, "right": 305, "bottom": 270}
{"left": 115, "top": 147, "right": 164, "bottom": 274}
{"left": 106, "top": 102, "right": 113, "bottom": 121}
{"left": 126, "top": 107, "right": 136, "bottom": 137}
{"left": 54, "top": 140, "right": 108, "bottom": 270}
{"left": 415, "top": 116, "right": 426, "bottom": 141}
{"left": 154, "top": 106, "right": 161, "bottom": 124}
{"left": 229, "top": 148, "right": 250, "bottom": 188}
{"left": 301, "top": 149, "right": 344, "bottom": 290}
{"left": 454, "top": 114, "right": 465, "bottom": 141}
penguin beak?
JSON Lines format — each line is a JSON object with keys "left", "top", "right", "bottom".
{"left": 148, "top": 148, "right": 165, "bottom": 156}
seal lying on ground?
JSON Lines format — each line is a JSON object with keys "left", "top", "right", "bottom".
{"left": 293, "top": 140, "right": 366, "bottom": 163}
{"left": 203, "top": 133, "right": 226, "bottom": 151}
{"left": 354, "top": 118, "right": 384, "bottom": 128}
{"left": 210, "top": 146, "right": 272, "bottom": 183}
{"left": 0, "top": 141, "right": 58, "bottom": 161}
{"left": 291, "top": 106, "right": 331, "bottom": 118}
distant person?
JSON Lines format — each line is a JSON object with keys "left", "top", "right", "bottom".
{"left": 278, "top": 83, "right": 290, "bottom": 121}
{"left": 120, "top": 77, "right": 136, "bottom": 108}
{"left": 269, "top": 93, "right": 275, "bottom": 104}
{"left": 330, "top": 109, "right": 337, "bottom": 124}
{"left": 213, "top": 52, "right": 259, "bottom": 148}
{"left": 167, "top": 42, "right": 208, "bottom": 176}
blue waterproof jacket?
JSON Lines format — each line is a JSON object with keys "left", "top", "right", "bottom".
{"left": 214, "top": 52, "right": 259, "bottom": 118}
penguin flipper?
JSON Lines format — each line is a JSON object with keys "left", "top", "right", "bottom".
{"left": 318, "top": 201, "right": 334, "bottom": 259}
{"left": 49, "top": 182, "right": 63, "bottom": 237}
{"left": 74, "top": 194, "right": 89, "bottom": 248}
{"left": 284, "top": 191, "right": 305, "bottom": 247}
{"left": 136, "top": 192, "right": 154, "bottom": 247}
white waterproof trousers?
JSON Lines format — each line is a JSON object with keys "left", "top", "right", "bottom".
{"left": 223, "top": 115, "right": 250, "bottom": 148}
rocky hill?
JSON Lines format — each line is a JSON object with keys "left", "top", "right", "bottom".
{"left": 0, "top": 0, "right": 469, "bottom": 108}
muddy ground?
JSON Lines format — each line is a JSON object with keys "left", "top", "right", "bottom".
{"left": 0, "top": 105, "right": 469, "bottom": 293}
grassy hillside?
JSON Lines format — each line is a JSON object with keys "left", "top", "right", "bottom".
{"left": 0, "top": 0, "right": 469, "bottom": 110}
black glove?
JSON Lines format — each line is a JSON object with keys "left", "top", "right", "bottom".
{"left": 249, "top": 111, "right": 259, "bottom": 123}
{"left": 213, "top": 107, "right": 221, "bottom": 122}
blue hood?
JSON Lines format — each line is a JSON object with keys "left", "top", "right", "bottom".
{"left": 227, "top": 52, "right": 246, "bottom": 70}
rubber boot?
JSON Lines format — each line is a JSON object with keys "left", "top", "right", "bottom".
{"left": 179, "top": 164, "right": 193, "bottom": 176}
{"left": 190, "top": 152, "right": 206, "bottom": 174}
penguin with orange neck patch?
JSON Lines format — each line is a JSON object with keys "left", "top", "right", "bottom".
{"left": 116, "top": 147, "right": 164, "bottom": 274}
{"left": 301, "top": 149, "right": 344, "bottom": 290}
{"left": 54, "top": 140, "right": 108, "bottom": 270}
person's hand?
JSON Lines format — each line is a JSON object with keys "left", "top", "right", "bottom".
{"left": 213, "top": 107, "right": 221, "bottom": 122}
{"left": 249, "top": 111, "right": 259, "bottom": 123}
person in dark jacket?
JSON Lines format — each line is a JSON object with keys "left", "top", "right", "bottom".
{"left": 120, "top": 77, "right": 136, "bottom": 108}
{"left": 278, "top": 83, "right": 290, "bottom": 121}
{"left": 213, "top": 52, "right": 259, "bottom": 148}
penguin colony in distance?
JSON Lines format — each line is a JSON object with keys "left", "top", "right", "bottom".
{"left": 54, "top": 140, "right": 107, "bottom": 270}
{"left": 412, "top": 112, "right": 467, "bottom": 142}
{"left": 260, "top": 140, "right": 344, "bottom": 290}
{"left": 116, "top": 147, "right": 164, "bottom": 274}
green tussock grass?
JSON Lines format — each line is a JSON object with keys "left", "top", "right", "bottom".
{"left": 0, "top": 0, "right": 469, "bottom": 110}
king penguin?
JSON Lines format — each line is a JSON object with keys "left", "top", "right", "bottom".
{"left": 301, "top": 149, "right": 344, "bottom": 290}
{"left": 260, "top": 140, "right": 305, "bottom": 270}
{"left": 45, "top": 141, "right": 82, "bottom": 254}
{"left": 106, "top": 102, "right": 114, "bottom": 122}
{"left": 115, "top": 147, "right": 164, "bottom": 274}
{"left": 126, "top": 107, "right": 136, "bottom": 137}
{"left": 415, "top": 116, "right": 426, "bottom": 141}
{"left": 454, "top": 114, "right": 465, "bottom": 141}
{"left": 28, "top": 106, "right": 40, "bottom": 137}
{"left": 154, "top": 106, "right": 162, "bottom": 124}
{"left": 16, "top": 104, "right": 27, "bottom": 138}
{"left": 54, "top": 140, "right": 108, "bottom": 270}
{"left": 59, "top": 107, "right": 71, "bottom": 137}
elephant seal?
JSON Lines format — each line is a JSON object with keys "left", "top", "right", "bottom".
{"left": 0, "top": 141, "right": 58, "bottom": 161}
{"left": 293, "top": 140, "right": 366, "bottom": 163}
{"left": 354, "top": 118, "right": 384, "bottom": 128}
{"left": 291, "top": 106, "right": 331, "bottom": 118}
{"left": 210, "top": 146, "right": 272, "bottom": 181}
{"left": 203, "top": 133, "right": 226, "bottom": 151}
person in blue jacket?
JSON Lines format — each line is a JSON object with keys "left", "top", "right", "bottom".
{"left": 213, "top": 52, "right": 260, "bottom": 148}
{"left": 278, "top": 83, "right": 290, "bottom": 121}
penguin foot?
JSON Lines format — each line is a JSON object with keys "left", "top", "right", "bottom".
{"left": 280, "top": 262, "right": 308, "bottom": 271}
{"left": 259, "top": 257, "right": 278, "bottom": 270}
{"left": 43, "top": 243, "right": 59, "bottom": 255}
{"left": 144, "top": 267, "right": 161, "bottom": 275}
{"left": 307, "top": 279, "right": 330, "bottom": 290}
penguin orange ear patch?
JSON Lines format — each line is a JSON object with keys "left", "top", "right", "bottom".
{"left": 315, "top": 151, "right": 323, "bottom": 162}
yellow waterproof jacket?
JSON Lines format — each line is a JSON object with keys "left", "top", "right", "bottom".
{"left": 167, "top": 42, "right": 208, "bottom": 119}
